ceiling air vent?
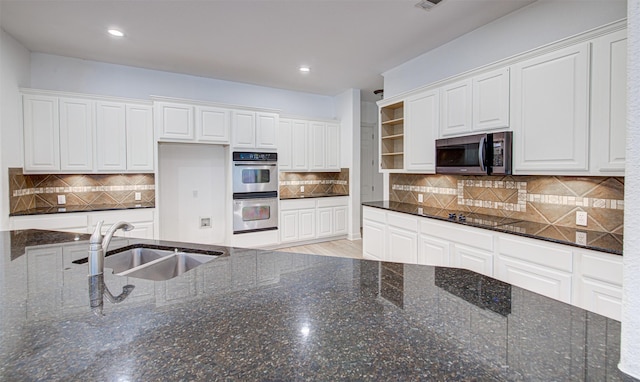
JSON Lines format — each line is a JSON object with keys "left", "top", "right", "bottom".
{"left": 415, "top": 0, "right": 443, "bottom": 11}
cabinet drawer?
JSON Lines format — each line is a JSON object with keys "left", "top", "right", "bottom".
{"left": 387, "top": 212, "right": 417, "bottom": 231}
{"left": 280, "top": 199, "right": 316, "bottom": 211}
{"left": 363, "top": 207, "right": 386, "bottom": 224}
{"left": 498, "top": 236, "right": 572, "bottom": 272}
{"left": 316, "top": 196, "right": 348, "bottom": 208}
{"left": 420, "top": 219, "right": 493, "bottom": 251}
{"left": 495, "top": 254, "right": 572, "bottom": 303}
{"left": 578, "top": 250, "right": 622, "bottom": 286}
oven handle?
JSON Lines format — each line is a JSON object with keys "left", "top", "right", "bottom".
{"left": 234, "top": 163, "right": 277, "bottom": 167}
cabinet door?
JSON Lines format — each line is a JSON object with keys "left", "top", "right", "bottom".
{"left": 298, "top": 209, "right": 316, "bottom": 240}
{"left": 387, "top": 226, "right": 418, "bottom": 264}
{"left": 440, "top": 79, "right": 472, "bottom": 137}
{"left": 591, "top": 29, "right": 627, "bottom": 174}
{"left": 309, "top": 122, "right": 326, "bottom": 170}
{"left": 454, "top": 244, "right": 493, "bottom": 277}
{"left": 418, "top": 234, "right": 451, "bottom": 266}
{"left": 96, "top": 101, "right": 127, "bottom": 171}
{"left": 473, "top": 67, "right": 510, "bottom": 131}
{"left": 280, "top": 210, "right": 299, "bottom": 243}
{"left": 256, "top": 112, "right": 278, "bottom": 149}
{"left": 126, "top": 104, "right": 154, "bottom": 171}
{"left": 291, "top": 120, "right": 308, "bottom": 170}
{"left": 196, "top": 105, "right": 230, "bottom": 144}
{"left": 278, "top": 119, "right": 293, "bottom": 170}
{"left": 325, "top": 122, "right": 340, "bottom": 170}
{"left": 363, "top": 219, "right": 385, "bottom": 261}
{"left": 495, "top": 254, "right": 572, "bottom": 303}
{"left": 512, "top": 43, "right": 590, "bottom": 173}
{"left": 23, "top": 94, "right": 60, "bottom": 171}
{"left": 232, "top": 110, "right": 256, "bottom": 148}
{"left": 405, "top": 90, "right": 438, "bottom": 171}
{"left": 316, "top": 207, "right": 333, "bottom": 237}
{"left": 155, "top": 102, "right": 194, "bottom": 140}
{"left": 333, "top": 206, "right": 348, "bottom": 236}
{"left": 27, "top": 246, "right": 63, "bottom": 317}
{"left": 59, "top": 97, "right": 94, "bottom": 171}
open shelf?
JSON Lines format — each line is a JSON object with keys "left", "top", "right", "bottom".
{"left": 380, "top": 101, "right": 404, "bottom": 170}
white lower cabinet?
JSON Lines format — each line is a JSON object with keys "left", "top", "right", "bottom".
{"left": 454, "top": 244, "right": 494, "bottom": 277}
{"left": 280, "top": 197, "right": 348, "bottom": 244}
{"left": 362, "top": 206, "right": 623, "bottom": 320}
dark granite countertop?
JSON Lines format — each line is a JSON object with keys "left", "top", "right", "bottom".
{"left": 9, "top": 202, "right": 156, "bottom": 216}
{"left": 280, "top": 193, "right": 349, "bottom": 200}
{"left": 363, "top": 201, "right": 624, "bottom": 255}
{"left": 1, "top": 229, "right": 636, "bottom": 381}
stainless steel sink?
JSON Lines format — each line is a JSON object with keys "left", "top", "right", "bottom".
{"left": 103, "top": 247, "right": 220, "bottom": 281}
{"left": 116, "top": 252, "right": 215, "bottom": 281}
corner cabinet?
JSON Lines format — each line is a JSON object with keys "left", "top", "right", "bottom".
{"left": 379, "top": 101, "right": 404, "bottom": 171}
{"left": 511, "top": 43, "right": 590, "bottom": 174}
{"left": 405, "top": 90, "right": 439, "bottom": 172}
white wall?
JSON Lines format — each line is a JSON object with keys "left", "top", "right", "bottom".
{"left": 620, "top": 0, "right": 639, "bottom": 378}
{"left": 336, "top": 89, "right": 361, "bottom": 240}
{"left": 157, "top": 143, "right": 227, "bottom": 245}
{"left": 30, "top": 53, "right": 336, "bottom": 120}
{"left": 382, "top": 0, "right": 627, "bottom": 98}
{"left": 0, "top": 28, "right": 31, "bottom": 230}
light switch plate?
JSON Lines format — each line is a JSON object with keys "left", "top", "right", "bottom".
{"left": 57, "top": 195, "right": 66, "bottom": 205}
{"left": 418, "top": 194, "right": 424, "bottom": 203}
{"left": 300, "top": 186, "right": 304, "bottom": 192}
{"left": 576, "top": 211, "right": 588, "bottom": 226}
{"left": 134, "top": 192, "right": 142, "bottom": 201}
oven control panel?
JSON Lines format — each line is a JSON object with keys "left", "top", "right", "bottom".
{"left": 233, "top": 152, "right": 278, "bottom": 161}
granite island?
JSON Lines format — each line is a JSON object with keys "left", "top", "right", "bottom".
{"left": 0, "top": 229, "right": 636, "bottom": 381}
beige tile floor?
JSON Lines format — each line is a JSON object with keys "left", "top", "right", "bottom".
{"left": 278, "top": 239, "right": 363, "bottom": 259}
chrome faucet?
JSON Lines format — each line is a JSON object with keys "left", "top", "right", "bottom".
{"left": 88, "top": 220, "right": 135, "bottom": 277}
{"left": 88, "top": 221, "right": 135, "bottom": 316}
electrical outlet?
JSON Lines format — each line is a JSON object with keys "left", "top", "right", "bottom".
{"left": 418, "top": 194, "right": 424, "bottom": 203}
{"left": 57, "top": 195, "right": 66, "bottom": 205}
{"left": 200, "top": 217, "right": 211, "bottom": 228}
{"left": 134, "top": 192, "right": 142, "bottom": 201}
{"left": 576, "top": 211, "right": 588, "bottom": 226}
{"left": 300, "top": 186, "right": 304, "bottom": 192}
{"left": 418, "top": 207, "right": 423, "bottom": 215}
{"left": 576, "top": 231, "right": 587, "bottom": 245}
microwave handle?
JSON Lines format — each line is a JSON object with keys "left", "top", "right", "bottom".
{"left": 479, "top": 136, "right": 486, "bottom": 173}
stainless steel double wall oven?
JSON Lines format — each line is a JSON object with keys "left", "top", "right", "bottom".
{"left": 232, "top": 152, "right": 278, "bottom": 234}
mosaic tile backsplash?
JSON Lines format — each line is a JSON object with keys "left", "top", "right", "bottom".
{"left": 279, "top": 169, "right": 349, "bottom": 198}
{"left": 9, "top": 168, "right": 155, "bottom": 214}
{"left": 389, "top": 174, "right": 624, "bottom": 234}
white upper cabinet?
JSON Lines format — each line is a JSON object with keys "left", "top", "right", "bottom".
{"left": 291, "top": 119, "right": 309, "bottom": 170}
{"left": 154, "top": 101, "right": 194, "bottom": 141}
{"left": 440, "top": 79, "right": 472, "bottom": 137}
{"left": 405, "top": 89, "right": 439, "bottom": 172}
{"left": 279, "top": 118, "right": 339, "bottom": 172}
{"left": 125, "top": 104, "right": 154, "bottom": 171}
{"left": 591, "top": 29, "right": 627, "bottom": 175}
{"left": 96, "top": 101, "right": 127, "bottom": 171}
{"left": 23, "top": 94, "right": 60, "bottom": 172}
{"left": 472, "top": 67, "right": 510, "bottom": 132}
{"left": 309, "top": 122, "right": 326, "bottom": 170}
{"left": 195, "top": 105, "right": 230, "bottom": 144}
{"left": 59, "top": 97, "right": 94, "bottom": 172}
{"left": 325, "top": 122, "right": 340, "bottom": 170}
{"left": 232, "top": 111, "right": 278, "bottom": 150}
{"left": 511, "top": 43, "right": 590, "bottom": 174}
{"left": 278, "top": 119, "right": 293, "bottom": 170}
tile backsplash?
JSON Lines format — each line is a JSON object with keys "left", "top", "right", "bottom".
{"left": 390, "top": 173, "right": 624, "bottom": 234}
{"left": 9, "top": 168, "right": 155, "bottom": 214}
{"left": 279, "top": 169, "right": 349, "bottom": 198}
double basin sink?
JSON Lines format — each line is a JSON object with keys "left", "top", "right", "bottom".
{"left": 76, "top": 246, "right": 222, "bottom": 281}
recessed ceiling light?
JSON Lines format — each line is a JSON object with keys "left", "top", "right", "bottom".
{"left": 107, "top": 29, "right": 125, "bottom": 37}
{"left": 299, "top": 66, "right": 310, "bottom": 73}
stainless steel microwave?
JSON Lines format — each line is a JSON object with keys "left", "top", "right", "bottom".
{"left": 435, "top": 132, "right": 512, "bottom": 175}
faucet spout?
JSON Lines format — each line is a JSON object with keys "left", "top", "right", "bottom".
{"left": 88, "top": 221, "right": 135, "bottom": 277}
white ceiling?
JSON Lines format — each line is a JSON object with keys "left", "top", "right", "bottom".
{"left": 0, "top": 0, "right": 536, "bottom": 102}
